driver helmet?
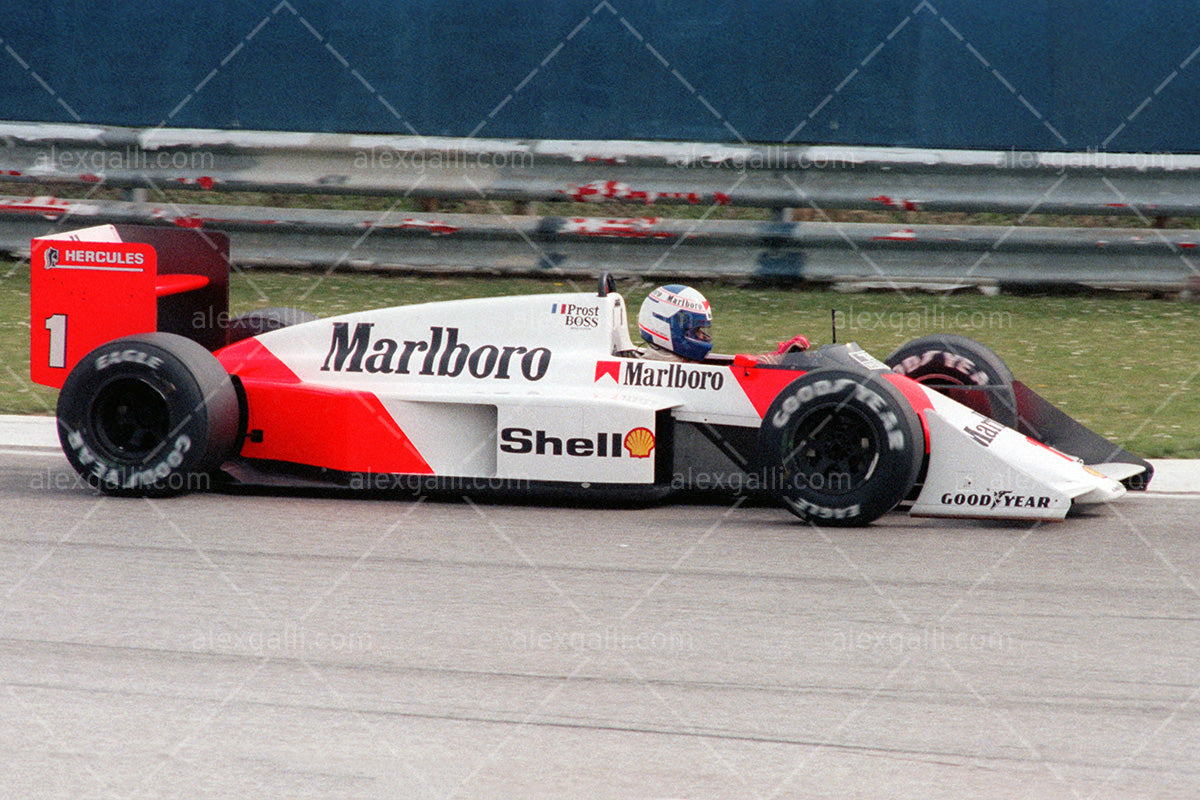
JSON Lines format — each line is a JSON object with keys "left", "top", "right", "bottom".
{"left": 638, "top": 284, "right": 713, "bottom": 360}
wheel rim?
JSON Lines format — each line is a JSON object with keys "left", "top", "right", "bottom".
{"left": 912, "top": 370, "right": 1014, "bottom": 420}
{"left": 912, "top": 370, "right": 969, "bottom": 387}
{"left": 783, "top": 404, "right": 879, "bottom": 494}
{"left": 90, "top": 378, "right": 171, "bottom": 463}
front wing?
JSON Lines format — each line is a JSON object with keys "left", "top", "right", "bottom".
{"left": 908, "top": 390, "right": 1127, "bottom": 521}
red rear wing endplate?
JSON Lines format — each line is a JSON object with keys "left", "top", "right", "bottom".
{"left": 30, "top": 225, "right": 229, "bottom": 389}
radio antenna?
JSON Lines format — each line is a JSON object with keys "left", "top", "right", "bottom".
{"left": 831, "top": 309, "right": 838, "bottom": 344}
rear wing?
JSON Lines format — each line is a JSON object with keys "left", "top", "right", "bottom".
{"left": 30, "top": 224, "right": 230, "bottom": 388}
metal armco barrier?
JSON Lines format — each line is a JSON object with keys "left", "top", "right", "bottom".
{"left": 2, "top": 122, "right": 1199, "bottom": 289}
{"left": 3, "top": 195, "right": 1197, "bottom": 291}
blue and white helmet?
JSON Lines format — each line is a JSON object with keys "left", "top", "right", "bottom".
{"left": 638, "top": 284, "right": 713, "bottom": 360}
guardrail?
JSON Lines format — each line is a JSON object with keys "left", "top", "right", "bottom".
{"left": 2, "top": 121, "right": 1199, "bottom": 290}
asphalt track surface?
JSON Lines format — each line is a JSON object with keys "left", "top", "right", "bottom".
{"left": 3, "top": 421, "right": 1199, "bottom": 799}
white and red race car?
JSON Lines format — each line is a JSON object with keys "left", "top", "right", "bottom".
{"left": 29, "top": 225, "right": 1151, "bottom": 526}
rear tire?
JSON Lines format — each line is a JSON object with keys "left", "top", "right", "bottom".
{"left": 56, "top": 333, "right": 240, "bottom": 496}
{"left": 885, "top": 334, "right": 1017, "bottom": 427}
{"left": 758, "top": 368, "right": 924, "bottom": 526}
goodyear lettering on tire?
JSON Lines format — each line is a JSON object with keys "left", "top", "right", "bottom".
{"left": 772, "top": 377, "right": 907, "bottom": 452}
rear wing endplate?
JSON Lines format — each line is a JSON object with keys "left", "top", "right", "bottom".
{"left": 30, "top": 224, "right": 229, "bottom": 388}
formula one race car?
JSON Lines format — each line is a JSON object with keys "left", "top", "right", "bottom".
{"left": 29, "top": 225, "right": 1152, "bottom": 526}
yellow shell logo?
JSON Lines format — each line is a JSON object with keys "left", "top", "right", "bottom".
{"left": 623, "top": 427, "right": 656, "bottom": 458}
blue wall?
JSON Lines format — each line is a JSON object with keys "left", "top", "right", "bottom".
{"left": 3, "top": 1, "right": 1197, "bottom": 152}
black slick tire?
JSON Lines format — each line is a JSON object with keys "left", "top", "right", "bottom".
{"left": 884, "top": 334, "right": 1017, "bottom": 427}
{"left": 758, "top": 368, "right": 924, "bottom": 526}
{"left": 56, "top": 333, "right": 240, "bottom": 496}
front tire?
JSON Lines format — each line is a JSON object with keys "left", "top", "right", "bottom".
{"left": 758, "top": 368, "right": 924, "bottom": 526}
{"left": 56, "top": 333, "right": 240, "bottom": 496}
